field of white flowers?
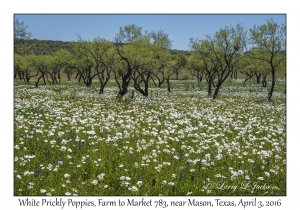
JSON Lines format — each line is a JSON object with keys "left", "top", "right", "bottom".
{"left": 14, "top": 79, "right": 286, "bottom": 196}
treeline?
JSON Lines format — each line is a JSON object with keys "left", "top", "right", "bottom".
{"left": 14, "top": 19, "right": 286, "bottom": 100}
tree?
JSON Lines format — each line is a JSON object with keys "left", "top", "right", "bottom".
{"left": 29, "top": 55, "right": 53, "bottom": 87}
{"left": 189, "top": 39, "right": 218, "bottom": 96}
{"left": 187, "top": 53, "right": 205, "bottom": 83}
{"left": 72, "top": 39, "right": 99, "bottom": 88}
{"left": 164, "top": 54, "right": 187, "bottom": 92}
{"left": 56, "top": 50, "right": 77, "bottom": 81}
{"left": 173, "top": 54, "right": 187, "bottom": 80}
{"left": 74, "top": 36, "right": 117, "bottom": 93}
{"left": 97, "top": 41, "right": 119, "bottom": 94}
{"left": 114, "top": 24, "right": 156, "bottom": 99}
{"left": 14, "top": 54, "right": 39, "bottom": 83}
{"left": 14, "top": 18, "right": 33, "bottom": 55}
{"left": 131, "top": 29, "right": 172, "bottom": 97}
{"left": 148, "top": 30, "right": 173, "bottom": 88}
{"left": 190, "top": 23, "right": 247, "bottom": 99}
{"left": 249, "top": 19, "right": 286, "bottom": 101}
{"left": 46, "top": 49, "right": 73, "bottom": 85}
{"left": 238, "top": 55, "right": 257, "bottom": 86}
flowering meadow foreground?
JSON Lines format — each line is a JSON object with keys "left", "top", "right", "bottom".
{"left": 14, "top": 79, "right": 286, "bottom": 196}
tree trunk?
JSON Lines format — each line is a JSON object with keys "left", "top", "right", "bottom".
{"left": 176, "top": 72, "right": 179, "bottom": 80}
{"left": 284, "top": 73, "right": 286, "bottom": 94}
{"left": 117, "top": 70, "right": 132, "bottom": 99}
{"left": 166, "top": 78, "right": 171, "bottom": 92}
{"left": 42, "top": 74, "right": 46, "bottom": 85}
{"left": 36, "top": 73, "right": 44, "bottom": 87}
{"left": 208, "top": 77, "right": 213, "bottom": 96}
{"left": 234, "top": 71, "right": 237, "bottom": 80}
{"left": 198, "top": 76, "right": 203, "bottom": 82}
{"left": 144, "top": 81, "right": 149, "bottom": 97}
{"left": 268, "top": 70, "right": 275, "bottom": 101}
{"left": 262, "top": 76, "right": 267, "bottom": 87}
{"left": 117, "top": 80, "right": 130, "bottom": 99}
{"left": 99, "top": 86, "right": 104, "bottom": 94}
{"left": 18, "top": 72, "right": 22, "bottom": 81}
{"left": 75, "top": 72, "right": 79, "bottom": 79}
{"left": 243, "top": 75, "right": 252, "bottom": 86}
{"left": 58, "top": 71, "right": 61, "bottom": 84}
{"left": 256, "top": 74, "right": 261, "bottom": 84}
{"left": 213, "top": 84, "right": 221, "bottom": 99}
{"left": 79, "top": 74, "right": 83, "bottom": 83}
{"left": 158, "top": 77, "right": 164, "bottom": 88}
{"left": 99, "top": 75, "right": 104, "bottom": 94}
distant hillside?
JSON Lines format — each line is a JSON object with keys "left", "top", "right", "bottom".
{"left": 15, "top": 39, "right": 190, "bottom": 56}
{"left": 14, "top": 39, "right": 75, "bottom": 55}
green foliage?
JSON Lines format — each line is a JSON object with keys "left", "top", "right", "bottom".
{"left": 249, "top": 19, "right": 286, "bottom": 72}
{"left": 249, "top": 19, "right": 286, "bottom": 100}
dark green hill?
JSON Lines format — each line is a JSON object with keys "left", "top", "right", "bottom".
{"left": 15, "top": 39, "right": 191, "bottom": 56}
{"left": 14, "top": 39, "right": 75, "bottom": 55}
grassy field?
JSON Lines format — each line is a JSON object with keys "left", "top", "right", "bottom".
{"left": 14, "top": 78, "right": 286, "bottom": 196}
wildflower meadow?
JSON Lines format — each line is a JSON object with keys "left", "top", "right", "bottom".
{"left": 14, "top": 79, "right": 286, "bottom": 196}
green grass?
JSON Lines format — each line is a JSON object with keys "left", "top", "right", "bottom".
{"left": 14, "top": 78, "right": 286, "bottom": 196}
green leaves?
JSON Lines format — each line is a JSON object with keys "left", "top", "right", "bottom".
{"left": 249, "top": 19, "right": 286, "bottom": 73}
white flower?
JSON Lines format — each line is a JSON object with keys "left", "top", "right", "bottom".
{"left": 40, "top": 189, "right": 47, "bottom": 193}
{"left": 61, "top": 139, "right": 68, "bottom": 144}
{"left": 50, "top": 140, "right": 56, "bottom": 145}
{"left": 64, "top": 173, "right": 70, "bottom": 178}
{"left": 97, "top": 173, "right": 105, "bottom": 181}
{"left": 87, "top": 130, "right": 96, "bottom": 135}
{"left": 248, "top": 159, "right": 255, "bottom": 163}
{"left": 168, "top": 182, "right": 174, "bottom": 186}
{"left": 24, "top": 171, "right": 34, "bottom": 176}
{"left": 129, "top": 186, "right": 138, "bottom": 192}
{"left": 173, "top": 155, "right": 180, "bottom": 160}
{"left": 91, "top": 180, "right": 98, "bottom": 185}
{"left": 136, "top": 181, "right": 143, "bottom": 187}
{"left": 238, "top": 170, "right": 244, "bottom": 175}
